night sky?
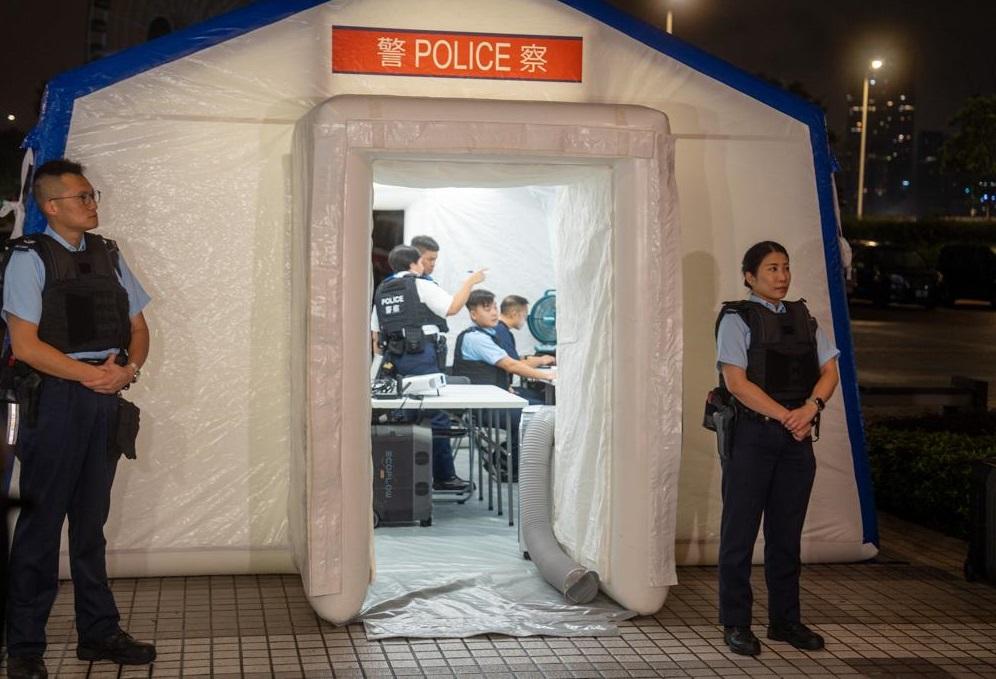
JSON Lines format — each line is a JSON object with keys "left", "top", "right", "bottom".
{"left": 2, "top": 1, "right": 996, "bottom": 141}
{"left": 609, "top": 0, "right": 996, "bottom": 137}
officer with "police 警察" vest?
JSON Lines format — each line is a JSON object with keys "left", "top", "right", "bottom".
{"left": 714, "top": 241, "right": 840, "bottom": 658}
{"left": 2, "top": 160, "right": 156, "bottom": 679}
{"left": 371, "top": 244, "right": 486, "bottom": 492}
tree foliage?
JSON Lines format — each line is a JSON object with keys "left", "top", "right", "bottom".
{"left": 942, "top": 95, "right": 996, "bottom": 183}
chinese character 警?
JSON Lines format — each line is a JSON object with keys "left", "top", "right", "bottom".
{"left": 519, "top": 44, "right": 548, "bottom": 73}
{"left": 377, "top": 37, "right": 406, "bottom": 68}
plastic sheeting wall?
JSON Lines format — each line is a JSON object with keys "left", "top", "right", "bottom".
{"left": 35, "top": 0, "right": 874, "bottom": 587}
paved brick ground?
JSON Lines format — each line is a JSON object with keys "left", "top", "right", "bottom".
{"left": 4, "top": 512, "right": 995, "bottom": 678}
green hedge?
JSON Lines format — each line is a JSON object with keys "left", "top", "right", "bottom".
{"left": 842, "top": 218, "right": 996, "bottom": 265}
{"left": 866, "top": 413, "right": 996, "bottom": 538}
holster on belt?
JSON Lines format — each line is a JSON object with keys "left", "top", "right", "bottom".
{"left": 11, "top": 363, "right": 42, "bottom": 429}
{"left": 434, "top": 334, "right": 447, "bottom": 372}
{"left": 703, "top": 386, "right": 736, "bottom": 461}
{"left": 109, "top": 397, "right": 141, "bottom": 461}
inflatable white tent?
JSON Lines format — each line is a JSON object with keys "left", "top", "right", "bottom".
{"left": 14, "top": 0, "right": 876, "bottom": 622}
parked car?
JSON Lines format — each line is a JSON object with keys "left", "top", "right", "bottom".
{"left": 936, "top": 243, "right": 996, "bottom": 307}
{"left": 848, "top": 240, "right": 941, "bottom": 308}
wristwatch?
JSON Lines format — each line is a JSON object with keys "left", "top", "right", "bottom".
{"left": 127, "top": 362, "right": 141, "bottom": 384}
{"left": 807, "top": 396, "right": 826, "bottom": 411}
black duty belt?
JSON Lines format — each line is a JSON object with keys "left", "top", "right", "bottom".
{"left": 736, "top": 400, "right": 806, "bottom": 423}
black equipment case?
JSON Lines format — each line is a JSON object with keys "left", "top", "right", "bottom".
{"left": 371, "top": 424, "right": 433, "bottom": 527}
{"left": 965, "top": 457, "right": 996, "bottom": 583}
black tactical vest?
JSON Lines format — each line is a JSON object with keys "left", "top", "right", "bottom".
{"left": 716, "top": 299, "right": 820, "bottom": 403}
{"left": 452, "top": 326, "right": 510, "bottom": 390}
{"left": 374, "top": 274, "right": 448, "bottom": 349}
{"left": 13, "top": 233, "right": 132, "bottom": 355}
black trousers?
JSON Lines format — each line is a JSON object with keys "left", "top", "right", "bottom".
{"left": 6, "top": 378, "right": 121, "bottom": 656}
{"left": 718, "top": 415, "right": 816, "bottom": 627}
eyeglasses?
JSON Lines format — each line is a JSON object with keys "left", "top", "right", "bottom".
{"left": 49, "top": 190, "right": 101, "bottom": 208}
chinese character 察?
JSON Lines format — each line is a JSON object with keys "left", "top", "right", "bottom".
{"left": 520, "top": 44, "right": 548, "bottom": 73}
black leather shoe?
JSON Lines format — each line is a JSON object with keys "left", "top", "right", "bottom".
{"left": 723, "top": 626, "right": 761, "bottom": 656}
{"left": 6, "top": 656, "right": 48, "bottom": 679}
{"left": 432, "top": 476, "right": 470, "bottom": 491}
{"left": 767, "top": 621, "right": 825, "bottom": 651}
{"left": 77, "top": 630, "right": 157, "bottom": 665}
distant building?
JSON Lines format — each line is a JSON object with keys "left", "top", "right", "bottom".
{"left": 841, "top": 77, "right": 916, "bottom": 217}
{"left": 87, "top": 0, "right": 253, "bottom": 61}
{"left": 915, "top": 130, "right": 950, "bottom": 217}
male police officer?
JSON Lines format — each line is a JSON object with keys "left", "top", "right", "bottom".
{"left": 372, "top": 244, "right": 485, "bottom": 491}
{"left": 452, "top": 290, "right": 556, "bottom": 479}
{"left": 3, "top": 160, "right": 155, "bottom": 679}
{"left": 411, "top": 234, "right": 440, "bottom": 280}
{"left": 370, "top": 235, "right": 439, "bottom": 351}
{"left": 494, "top": 295, "right": 555, "bottom": 405}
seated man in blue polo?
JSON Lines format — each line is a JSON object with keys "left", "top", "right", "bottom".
{"left": 494, "top": 294, "right": 555, "bottom": 405}
{"left": 452, "top": 290, "right": 556, "bottom": 479}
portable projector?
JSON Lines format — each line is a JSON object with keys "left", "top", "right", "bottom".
{"left": 402, "top": 372, "right": 447, "bottom": 396}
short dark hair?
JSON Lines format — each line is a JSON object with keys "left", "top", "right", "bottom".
{"left": 741, "top": 241, "right": 789, "bottom": 289}
{"left": 500, "top": 295, "right": 529, "bottom": 315}
{"left": 411, "top": 235, "right": 439, "bottom": 253}
{"left": 32, "top": 159, "right": 85, "bottom": 208}
{"left": 387, "top": 244, "right": 421, "bottom": 273}
{"left": 466, "top": 289, "right": 496, "bottom": 311}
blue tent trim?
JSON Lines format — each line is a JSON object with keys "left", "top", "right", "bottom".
{"left": 23, "top": 0, "right": 876, "bottom": 546}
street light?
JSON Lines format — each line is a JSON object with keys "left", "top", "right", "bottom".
{"left": 856, "top": 58, "right": 884, "bottom": 219}
{"left": 664, "top": 0, "right": 684, "bottom": 34}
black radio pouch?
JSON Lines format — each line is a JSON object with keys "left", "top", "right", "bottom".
{"left": 386, "top": 334, "right": 406, "bottom": 357}
{"left": 404, "top": 327, "right": 425, "bottom": 354}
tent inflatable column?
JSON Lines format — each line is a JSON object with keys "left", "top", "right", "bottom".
{"left": 290, "top": 95, "right": 682, "bottom": 622}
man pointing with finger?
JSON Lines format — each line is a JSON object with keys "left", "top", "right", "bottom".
{"left": 2, "top": 159, "right": 155, "bottom": 679}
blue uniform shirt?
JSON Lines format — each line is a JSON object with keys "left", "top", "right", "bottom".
{"left": 716, "top": 293, "right": 839, "bottom": 371}
{"left": 2, "top": 226, "right": 151, "bottom": 360}
{"left": 460, "top": 326, "right": 510, "bottom": 366}
{"left": 493, "top": 321, "right": 520, "bottom": 360}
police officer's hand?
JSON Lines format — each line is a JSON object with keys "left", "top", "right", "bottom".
{"left": 537, "top": 355, "right": 556, "bottom": 367}
{"left": 783, "top": 402, "right": 819, "bottom": 437}
{"left": 81, "top": 353, "right": 133, "bottom": 394}
{"left": 468, "top": 269, "right": 487, "bottom": 285}
{"left": 791, "top": 423, "right": 813, "bottom": 442}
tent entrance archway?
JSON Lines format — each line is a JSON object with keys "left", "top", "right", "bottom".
{"left": 291, "top": 95, "right": 683, "bottom": 623}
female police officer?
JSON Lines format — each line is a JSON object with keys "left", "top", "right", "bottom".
{"left": 714, "top": 241, "right": 840, "bottom": 656}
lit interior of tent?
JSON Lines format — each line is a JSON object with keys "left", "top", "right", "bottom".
{"left": 363, "top": 162, "right": 625, "bottom": 636}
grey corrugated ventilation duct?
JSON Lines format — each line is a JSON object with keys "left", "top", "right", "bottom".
{"left": 519, "top": 407, "right": 600, "bottom": 604}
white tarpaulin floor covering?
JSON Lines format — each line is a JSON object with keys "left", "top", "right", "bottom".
{"left": 359, "top": 465, "right": 634, "bottom": 639}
